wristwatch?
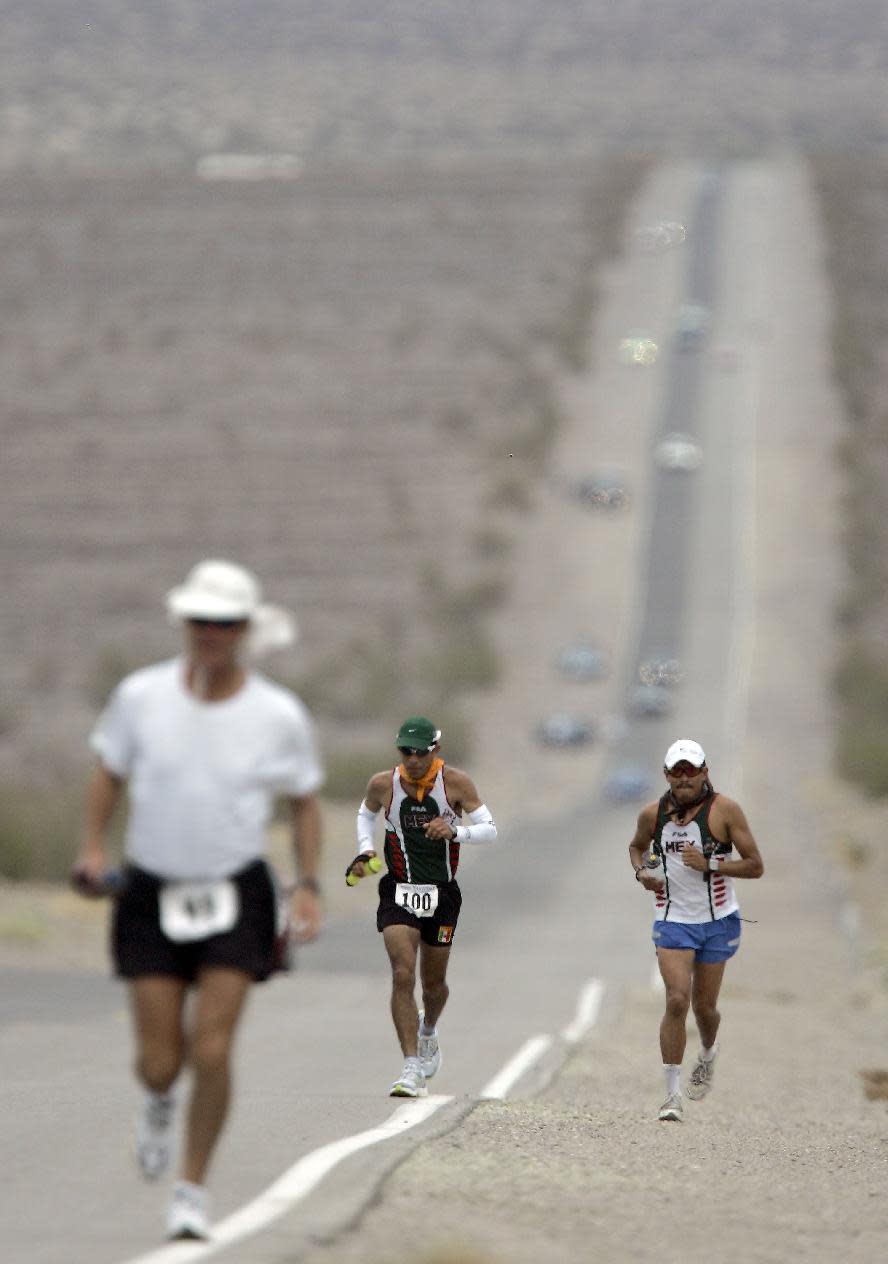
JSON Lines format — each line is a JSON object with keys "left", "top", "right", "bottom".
{"left": 708, "top": 857, "right": 720, "bottom": 873}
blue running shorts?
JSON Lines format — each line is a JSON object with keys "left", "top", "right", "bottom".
{"left": 652, "top": 911, "right": 741, "bottom": 962}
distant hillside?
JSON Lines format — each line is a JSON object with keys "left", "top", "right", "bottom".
{"left": 1, "top": 1, "right": 886, "bottom": 168}
{"left": 0, "top": 153, "right": 647, "bottom": 836}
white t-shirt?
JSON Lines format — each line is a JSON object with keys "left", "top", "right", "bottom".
{"left": 90, "top": 657, "right": 324, "bottom": 880}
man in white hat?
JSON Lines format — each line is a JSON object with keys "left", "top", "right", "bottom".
{"left": 72, "top": 559, "right": 324, "bottom": 1241}
{"left": 628, "top": 739, "right": 763, "bottom": 1123}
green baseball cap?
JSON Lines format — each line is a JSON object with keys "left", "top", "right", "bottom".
{"left": 395, "top": 716, "right": 441, "bottom": 751}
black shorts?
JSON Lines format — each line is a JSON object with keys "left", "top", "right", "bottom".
{"left": 112, "top": 860, "right": 279, "bottom": 983}
{"left": 376, "top": 873, "right": 462, "bottom": 946}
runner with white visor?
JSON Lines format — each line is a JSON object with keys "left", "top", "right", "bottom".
{"left": 628, "top": 739, "right": 764, "bottom": 1122}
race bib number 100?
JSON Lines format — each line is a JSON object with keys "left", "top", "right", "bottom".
{"left": 394, "top": 882, "right": 439, "bottom": 918}
{"left": 159, "top": 880, "right": 240, "bottom": 943}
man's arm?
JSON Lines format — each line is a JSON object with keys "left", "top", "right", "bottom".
{"left": 290, "top": 793, "right": 323, "bottom": 942}
{"left": 428, "top": 769, "right": 496, "bottom": 843}
{"left": 628, "top": 803, "right": 662, "bottom": 889}
{"left": 682, "top": 797, "right": 764, "bottom": 878}
{"left": 346, "top": 772, "right": 389, "bottom": 881}
{"left": 722, "top": 798, "right": 764, "bottom": 877}
{"left": 72, "top": 762, "right": 125, "bottom": 890}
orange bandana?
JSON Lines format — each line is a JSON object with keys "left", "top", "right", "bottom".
{"left": 398, "top": 757, "right": 444, "bottom": 803}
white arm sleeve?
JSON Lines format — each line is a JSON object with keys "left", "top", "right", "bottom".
{"left": 454, "top": 803, "right": 497, "bottom": 845}
{"left": 356, "top": 800, "right": 379, "bottom": 854}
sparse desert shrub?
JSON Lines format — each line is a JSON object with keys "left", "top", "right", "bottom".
{"left": 286, "top": 636, "right": 404, "bottom": 722}
{"left": 421, "top": 622, "right": 500, "bottom": 693}
{"left": 0, "top": 783, "right": 84, "bottom": 881}
{"left": 471, "top": 527, "right": 511, "bottom": 562}
{"left": 836, "top": 719, "right": 888, "bottom": 798}
{"left": 489, "top": 474, "right": 532, "bottom": 513}
{"left": 87, "top": 646, "right": 143, "bottom": 709}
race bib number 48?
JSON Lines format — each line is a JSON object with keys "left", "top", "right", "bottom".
{"left": 159, "top": 880, "right": 240, "bottom": 943}
{"left": 394, "top": 882, "right": 439, "bottom": 918}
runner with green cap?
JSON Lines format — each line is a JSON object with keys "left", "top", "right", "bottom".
{"left": 347, "top": 716, "right": 497, "bottom": 1096}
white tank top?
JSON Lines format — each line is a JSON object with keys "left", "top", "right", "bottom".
{"left": 653, "top": 813, "right": 739, "bottom": 924}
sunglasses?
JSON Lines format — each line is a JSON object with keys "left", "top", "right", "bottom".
{"left": 666, "top": 762, "right": 704, "bottom": 777}
{"left": 187, "top": 617, "right": 248, "bottom": 630}
{"left": 398, "top": 746, "right": 432, "bottom": 757}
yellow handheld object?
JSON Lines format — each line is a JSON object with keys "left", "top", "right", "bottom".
{"left": 345, "top": 854, "right": 382, "bottom": 886}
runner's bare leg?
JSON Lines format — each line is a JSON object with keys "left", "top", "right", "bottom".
{"left": 181, "top": 967, "right": 252, "bottom": 1185}
{"left": 383, "top": 924, "right": 421, "bottom": 1057}
{"left": 690, "top": 959, "right": 727, "bottom": 1050}
{"left": 656, "top": 947, "right": 695, "bottom": 1064}
{"left": 419, "top": 941, "right": 451, "bottom": 1029}
{"left": 129, "top": 976, "right": 189, "bottom": 1092}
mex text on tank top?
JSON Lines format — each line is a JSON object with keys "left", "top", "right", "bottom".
{"left": 384, "top": 762, "right": 459, "bottom": 884}
{"left": 652, "top": 792, "right": 739, "bottom": 923}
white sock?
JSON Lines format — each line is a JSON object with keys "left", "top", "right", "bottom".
{"left": 701, "top": 1041, "right": 719, "bottom": 1063}
{"left": 664, "top": 1064, "right": 681, "bottom": 1096}
{"left": 419, "top": 1020, "right": 437, "bottom": 1037}
{"left": 405, "top": 1055, "right": 423, "bottom": 1070}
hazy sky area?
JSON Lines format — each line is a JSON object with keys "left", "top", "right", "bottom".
{"left": 1, "top": 0, "right": 887, "bottom": 168}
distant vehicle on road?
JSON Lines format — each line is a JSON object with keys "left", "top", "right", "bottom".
{"left": 618, "top": 332, "right": 659, "bottom": 366}
{"left": 535, "top": 714, "right": 595, "bottom": 748}
{"left": 603, "top": 765, "right": 652, "bottom": 802}
{"left": 654, "top": 432, "right": 703, "bottom": 472}
{"left": 627, "top": 684, "right": 674, "bottom": 718}
{"left": 557, "top": 644, "right": 609, "bottom": 682}
{"left": 638, "top": 655, "right": 684, "bottom": 687}
{"left": 576, "top": 471, "right": 629, "bottom": 510}
{"left": 675, "top": 302, "right": 710, "bottom": 351}
{"left": 634, "top": 220, "right": 686, "bottom": 254}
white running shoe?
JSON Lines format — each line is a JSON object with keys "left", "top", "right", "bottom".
{"left": 417, "top": 1011, "right": 442, "bottom": 1080}
{"left": 686, "top": 1044, "right": 718, "bottom": 1100}
{"left": 389, "top": 1059, "right": 427, "bottom": 1098}
{"left": 658, "top": 1092, "right": 684, "bottom": 1122}
{"left": 166, "top": 1181, "right": 210, "bottom": 1241}
{"left": 136, "top": 1090, "right": 176, "bottom": 1180}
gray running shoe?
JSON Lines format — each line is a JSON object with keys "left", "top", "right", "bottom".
{"left": 658, "top": 1092, "right": 684, "bottom": 1122}
{"left": 136, "top": 1090, "right": 176, "bottom": 1180}
{"left": 417, "top": 1011, "right": 442, "bottom": 1080}
{"left": 686, "top": 1044, "right": 718, "bottom": 1100}
{"left": 166, "top": 1181, "right": 210, "bottom": 1241}
{"left": 389, "top": 1060, "right": 427, "bottom": 1098}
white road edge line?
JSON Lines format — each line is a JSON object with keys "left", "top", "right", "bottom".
{"left": 121, "top": 1095, "right": 453, "bottom": 1264}
{"left": 478, "top": 1035, "right": 554, "bottom": 1101}
{"left": 561, "top": 978, "right": 605, "bottom": 1045}
{"left": 126, "top": 978, "right": 609, "bottom": 1261}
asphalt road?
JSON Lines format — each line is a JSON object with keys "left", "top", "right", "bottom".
{"left": 0, "top": 163, "right": 755, "bottom": 1264}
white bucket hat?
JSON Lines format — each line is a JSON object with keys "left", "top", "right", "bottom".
{"left": 664, "top": 738, "right": 706, "bottom": 770}
{"left": 166, "top": 559, "right": 297, "bottom": 655}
